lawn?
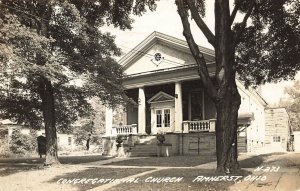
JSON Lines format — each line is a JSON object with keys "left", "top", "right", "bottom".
{"left": 105, "top": 155, "right": 217, "bottom": 167}
{"left": 0, "top": 154, "right": 111, "bottom": 165}
{"left": 0, "top": 155, "right": 112, "bottom": 177}
{"left": 108, "top": 168, "right": 250, "bottom": 191}
{"left": 0, "top": 164, "right": 42, "bottom": 177}
{"left": 48, "top": 167, "right": 155, "bottom": 191}
{"left": 238, "top": 152, "right": 298, "bottom": 168}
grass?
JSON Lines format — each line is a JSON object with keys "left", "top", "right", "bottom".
{"left": 0, "top": 154, "right": 111, "bottom": 165}
{"left": 105, "top": 155, "right": 217, "bottom": 167}
{"left": 0, "top": 155, "right": 112, "bottom": 177}
{"left": 0, "top": 165, "right": 42, "bottom": 177}
{"left": 238, "top": 152, "right": 298, "bottom": 168}
{"left": 109, "top": 168, "right": 250, "bottom": 191}
{"left": 48, "top": 167, "right": 155, "bottom": 191}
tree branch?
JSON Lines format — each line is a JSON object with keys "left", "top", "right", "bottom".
{"left": 176, "top": 0, "right": 218, "bottom": 101}
{"left": 186, "top": 0, "right": 215, "bottom": 47}
{"left": 234, "top": 2, "right": 255, "bottom": 44}
{"left": 230, "top": 4, "right": 239, "bottom": 26}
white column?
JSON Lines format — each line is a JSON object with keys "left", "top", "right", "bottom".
{"left": 105, "top": 107, "right": 113, "bottom": 136}
{"left": 175, "top": 82, "right": 183, "bottom": 132}
{"left": 138, "top": 87, "right": 146, "bottom": 134}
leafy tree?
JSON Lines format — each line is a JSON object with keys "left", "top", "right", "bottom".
{"left": 175, "top": 0, "right": 300, "bottom": 172}
{"left": 280, "top": 80, "right": 300, "bottom": 131}
{"left": 0, "top": 1, "right": 157, "bottom": 166}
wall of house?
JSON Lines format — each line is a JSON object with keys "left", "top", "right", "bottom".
{"left": 57, "top": 134, "right": 76, "bottom": 150}
{"left": 264, "top": 108, "right": 290, "bottom": 152}
{"left": 164, "top": 132, "right": 216, "bottom": 156}
{"left": 237, "top": 82, "right": 266, "bottom": 153}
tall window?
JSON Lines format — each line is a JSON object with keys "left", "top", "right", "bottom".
{"left": 156, "top": 110, "right": 162, "bottom": 128}
{"left": 164, "top": 109, "right": 170, "bottom": 127}
{"left": 156, "top": 109, "right": 170, "bottom": 128}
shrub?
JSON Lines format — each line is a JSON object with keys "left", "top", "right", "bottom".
{"left": 116, "top": 135, "right": 124, "bottom": 147}
{"left": 0, "top": 138, "right": 10, "bottom": 158}
{"left": 156, "top": 133, "right": 165, "bottom": 144}
{"left": 9, "top": 129, "right": 37, "bottom": 155}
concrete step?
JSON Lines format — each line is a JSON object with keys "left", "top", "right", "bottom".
{"left": 127, "top": 143, "right": 158, "bottom": 157}
{"left": 138, "top": 136, "right": 157, "bottom": 144}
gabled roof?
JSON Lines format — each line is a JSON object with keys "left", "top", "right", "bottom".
{"left": 148, "top": 91, "right": 175, "bottom": 104}
{"left": 119, "top": 31, "right": 215, "bottom": 69}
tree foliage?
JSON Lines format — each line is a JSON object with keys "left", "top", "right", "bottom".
{"left": 235, "top": 0, "right": 300, "bottom": 86}
{"left": 0, "top": 0, "right": 157, "bottom": 165}
{"left": 0, "top": 0, "right": 157, "bottom": 130}
{"left": 280, "top": 80, "right": 300, "bottom": 131}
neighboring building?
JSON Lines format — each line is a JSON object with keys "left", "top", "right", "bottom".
{"left": 264, "top": 107, "right": 293, "bottom": 152}
{"left": 0, "top": 120, "right": 77, "bottom": 152}
{"left": 294, "top": 131, "right": 300, "bottom": 152}
{"left": 102, "top": 32, "right": 291, "bottom": 157}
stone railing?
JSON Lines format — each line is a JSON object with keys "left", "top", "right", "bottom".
{"left": 182, "top": 119, "right": 216, "bottom": 133}
{"left": 112, "top": 124, "right": 138, "bottom": 135}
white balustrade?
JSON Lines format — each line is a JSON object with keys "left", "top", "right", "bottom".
{"left": 182, "top": 119, "right": 216, "bottom": 133}
{"left": 112, "top": 124, "right": 137, "bottom": 135}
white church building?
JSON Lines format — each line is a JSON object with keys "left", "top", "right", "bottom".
{"left": 102, "top": 32, "right": 292, "bottom": 157}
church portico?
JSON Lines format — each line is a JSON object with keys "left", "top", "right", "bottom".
{"left": 106, "top": 79, "right": 217, "bottom": 136}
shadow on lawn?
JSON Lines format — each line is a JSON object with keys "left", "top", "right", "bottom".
{"left": 0, "top": 155, "right": 110, "bottom": 177}
{"left": 105, "top": 155, "right": 217, "bottom": 167}
{"left": 47, "top": 167, "right": 154, "bottom": 191}
{"left": 0, "top": 164, "right": 42, "bottom": 177}
{"left": 239, "top": 152, "right": 286, "bottom": 168}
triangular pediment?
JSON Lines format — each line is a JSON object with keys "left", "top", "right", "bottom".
{"left": 120, "top": 31, "right": 215, "bottom": 76}
{"left": 148, "top": 91, "right": 175, "bottom": 104}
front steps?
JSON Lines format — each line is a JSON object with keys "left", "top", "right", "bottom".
{"left": 126, "top": 135, "right": 158, "bottom": 157}
{"left": 126, "top": 144, "right": 158, "bottom": 157}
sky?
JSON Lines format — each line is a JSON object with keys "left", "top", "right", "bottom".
{"left": 103, "top": 0, "right": 299, "bottom": 105}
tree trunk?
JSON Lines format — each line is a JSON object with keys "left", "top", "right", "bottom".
{"left": 39, "top": 77, "right": 60, "bottom": 166}
{"left": 176, "top": 0, "right": 242, "bottom": 173}
{"left": 215, "top": 86, "right": 241, "bottom": 173}
{"left": 213, "top": 0, "right": 241, "bottom": 173}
